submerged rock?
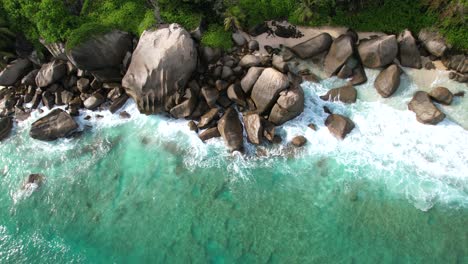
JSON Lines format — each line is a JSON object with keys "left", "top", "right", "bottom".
{"left": 429, "top": 87, "right": 453, "bottom": 105}
{"left": 22, "top": 173, "right": 45, "bottom": 189}
{"left": 408, "top": 91, "right": 445, "bottom": 125}
{"left": 358, "top": 35, "right": 398, "bottom": 68}
{"left": 122, "top": 24, "right": 197, "bottom": 114}
{"left": 0, "top": 59, "right": 32, "bottom": 86}
{"left": 325, "top": 114, "right": 355, "bottom": 139}
{"left": 30, "top": 109, "right": 79, "bottom": 141}
{"left": 374, "top": 64, "right": 401, "bottom": 98}
{"left": 0, "top": 117, "right": 13, "bottom": 140}
{"left": 217, "top": 108, "right": 243, "bottom": 151}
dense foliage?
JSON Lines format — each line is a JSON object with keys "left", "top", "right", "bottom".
{"left": 0, "top": 6, "right": 15, "bottom": 68}
{"left": 0, "top": 0, "right": 466, "bottom": 51}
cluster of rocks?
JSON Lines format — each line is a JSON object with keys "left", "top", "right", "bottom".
{"left": 0, "top": 22, "right": 466, "bottom": 150}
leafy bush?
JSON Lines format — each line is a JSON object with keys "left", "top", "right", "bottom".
{"left": 201, "top": 24, "right": 232, "bottom": 50}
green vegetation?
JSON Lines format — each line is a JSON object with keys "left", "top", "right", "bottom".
{"left": 201, "top": 25, "right": 233, "bottom": 50}
{"left": 0, "top": 6, "right": 15, "bottom": 68}
{"left": 0, "top": 0, "right": 466, "bottom": 51}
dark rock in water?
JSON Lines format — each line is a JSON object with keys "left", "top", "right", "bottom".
{"left": 31, "top": 90, "right": 42, "bottom": 109}
{"left": 201, "top": 86, "right": 219, "bottom": 108}
{"left": 251, "top": 68, "right": 289, "bottom": 114}
{"left": 170, "top": 92, "right": 197, "bottom": 118}
{"left": 217, "top": 107, "right": 243, "bottom": 151}
{"left": 324, "top": 35, "right": 354, "bottom": 76}
{"left": 21, "top": 69, "right": 39, "bottom": 86}
{"left": 374, "top": 64, "right": 401, "bottom": 98}
{"left": 408, "top": 91, "right": 445, "bottom": 125}
{"left": 429, "top": 87, "right": 453, "bottom": 105}
{"left": 110, "top": 94, "right": 128, "bottom": 113}
{"left": 0, "top": 59, "right": 32, "bottom": 86}
{"left": 418, "top": 29, "right": 448, "bottom": 58}
{"left": 239, "top": 54, "right": 261, "bottom": 68}
{"left": 323, "top": 106, "right": 332, "bottom": 115}
{"left": 291, "top": 136, "right": 307, "bottom": 147}
{"left": 0, "top": 117, "right": 13, "bottom": 140}
{"left": 272, "top": 55, "right": 288, "bottom": 73}
{"left": 248, "top": 40, "right": 259, "bottom": 51}
{"left": 119, "top": 111, "right": 131, "bottom": 119}
{"left": 199, "top": 127, "right": 220, "bottom": 142}
{"left": 358, "top": 35, "right": 398, "bottom": 68}
{"left": 227, "top": 84, "right": 246, "bottom": 107}
{"left": 30, "top": 109, "right": 79, "bottom": 141}
{"left": 290, "top": 33, "right": 332, "bottom": 59}
{"left": 35, "top": 60, "right": 67, "bottom": 88}
{"left": 425, "top": 61, "right": 436, "bottom": 70}
{"left": 67, "top": 30, "right": 132, "bottom": 82}
{"left": 398, "top": 29, "right": 422, "bottom": 69}
{"left": 449, "top": 72, "right": 468, "bottom": 83}
{"left": 325, "top": 114, "right": 355, "bottom": 139}
{"left": 454, "top": 91, "right": 465, "bottom": 97}
{"left": 22, "top": 173, "right": 45, "bottom": 189}
{"left": 198, "top": 108, "right": 219, "bottom": 129}
{"left": 84, "top": 94, "right": 105, "bottom": 110}
{"left": 243, "top": 113, "right": 263, "bottom": 145}
{"left": 269, "top": 86, "right": 305, "bottom": 125}
{"left": 232, "top": 32, "right": 246, "bottom": 46}
{"left": 241, "top": 67, "right": 264, "bottom": 94}
{"left": 320, "top": 84, "right": 357, "bottom": 103}
{"left": 350, "top": 64, "right": 367, "bottom": 85}
{"left": 263, "top": 120, "right": 276, "bottom": 142}
{"left": 24, "top": 86, "right": 36, "bottom": 104}
{"left": 122, "top": 24, "right": 197, "bottom": 114}
{"left": 442, "top": 54, "right": 467, "bottom": 74}
{"left": 308, "top": 123, "right": 317, "bottom": 131}
{"left": 188, "top": 120, "right": 198, "bottom": 132}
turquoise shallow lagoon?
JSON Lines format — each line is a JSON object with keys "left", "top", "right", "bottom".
{"left": 0, "top": 69, "right": 467, "bottom": 263}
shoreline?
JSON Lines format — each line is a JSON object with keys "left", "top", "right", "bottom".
{"left": 0, "top": 22, "right": 467, "bottom": 150}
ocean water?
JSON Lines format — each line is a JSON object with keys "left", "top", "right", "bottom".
{"left": 0, "top": 68, "right": 467, "bottom": 263}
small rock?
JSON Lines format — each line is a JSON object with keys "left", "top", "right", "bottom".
{"left": 201, "top": 86, "right": 219, "bottom": 108}
{"left": 198, "top": 108, "right": 220, "bottom": 129}
{"left": 232, "top": 32, "right": 246, "bottom": 46}
{"left": 374, "top": 64, "right": 401, "bottom": 98}
{"left": 308, "top": 123, "right": 316, "bottom": 130}
{"left": 325, "top": 114, "right": 355, "bottom": 139}
{"left": 221, "top": 66, "right": 234, "bottom": 80}
{"left": 429, "top": 87, "right": 453, "bottom": 105}
{"left": 239, "top": 54, "right": 261, "bottom": 68}
{"left": 77, "top": 78, "right": 90, "bottom": 93}
{"left": 248, "top": 40, "right": 259, "bottom": 51}
{"left": 272, "top": 55, "right": 288, "bottom": 73}
{"left": 291, "top": 136, "right": 307, "bottom": 147}
{"left": 84, "top": 94, "right": 106, "bottom": 110}
{"left": 227, "top": 84, "right": 246, "bottom": 107}
{"left": 188, "top": 120, "right": 198, "bottom": 132}
{"left": 0, "top": 117, "right": 13, "bottom": 140}
{"left": 119, "top": 111, "right": 131, "bottom": 119}
{"left": 199, "top": 127, "right": 220, "bottom": 142}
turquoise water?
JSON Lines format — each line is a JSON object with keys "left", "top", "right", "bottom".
{"left": 0, "top": 69, "right": 467, "bottom": 263}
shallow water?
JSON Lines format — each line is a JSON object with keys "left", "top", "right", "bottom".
{"left": 0, "top": 68, "right": 467, "bottom": 263}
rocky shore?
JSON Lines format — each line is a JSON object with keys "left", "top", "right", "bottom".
{"left": 0, "top": 21, "right": 466, "bottom": 151}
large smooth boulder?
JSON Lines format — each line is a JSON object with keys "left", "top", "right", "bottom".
{"left": 324, "top": 35, "right": 354, "bottom": 76}
{"left": 269, "top": 86, "right": 305, "bottom": 125}
{"left": 30, "top": 109, "right": 78, "bottom": 141}
{"left": 408, "top": 91, "right": 445, "bottom": 125}
{"left": 398, "top": 30, "right": 421, "bottom": 69}
{"left": 418, "top": 29, "right": 448, "bottom": 58}
{"left": 374, "top": 64, "right": 401, "bottom": 98}
{"left": 35, "top": 60, "right": 67, "bottom": 88}
{"left": 67, "top": 30, "right": 132, "bottom": 82}
{"left": 243, "top": 113, "right": 263, "bottom": 145}
{"left": 320, "top": 84, "right": 357, "bottom": 103}
{"left": 0, "top": 59, "right": 32, "bottom": 86}
{"left": 0, "top": 117, "right": 13, "bottom": 140}
{"left": 251, "top": 68, "right": 289, "bottom": 114}
{"left": 290, "top": 33, "right": 332, "bottom": 59}
{"left": 217, "top": 108, "right": 243, "bottom": 151}
{"left": 122, "top": 24, "right": 197, "bottom": 114}
{"left": 325, "top": 114, "right": 355, "bottom": 139}
{"left": 429, "top": 87, "right": 453, "bottom": 105}
{"left": 241, "top": 67, "right": 264, "bottom": 94}
{"left": 358, "top": 35, "right": 398, "bottom": 68}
